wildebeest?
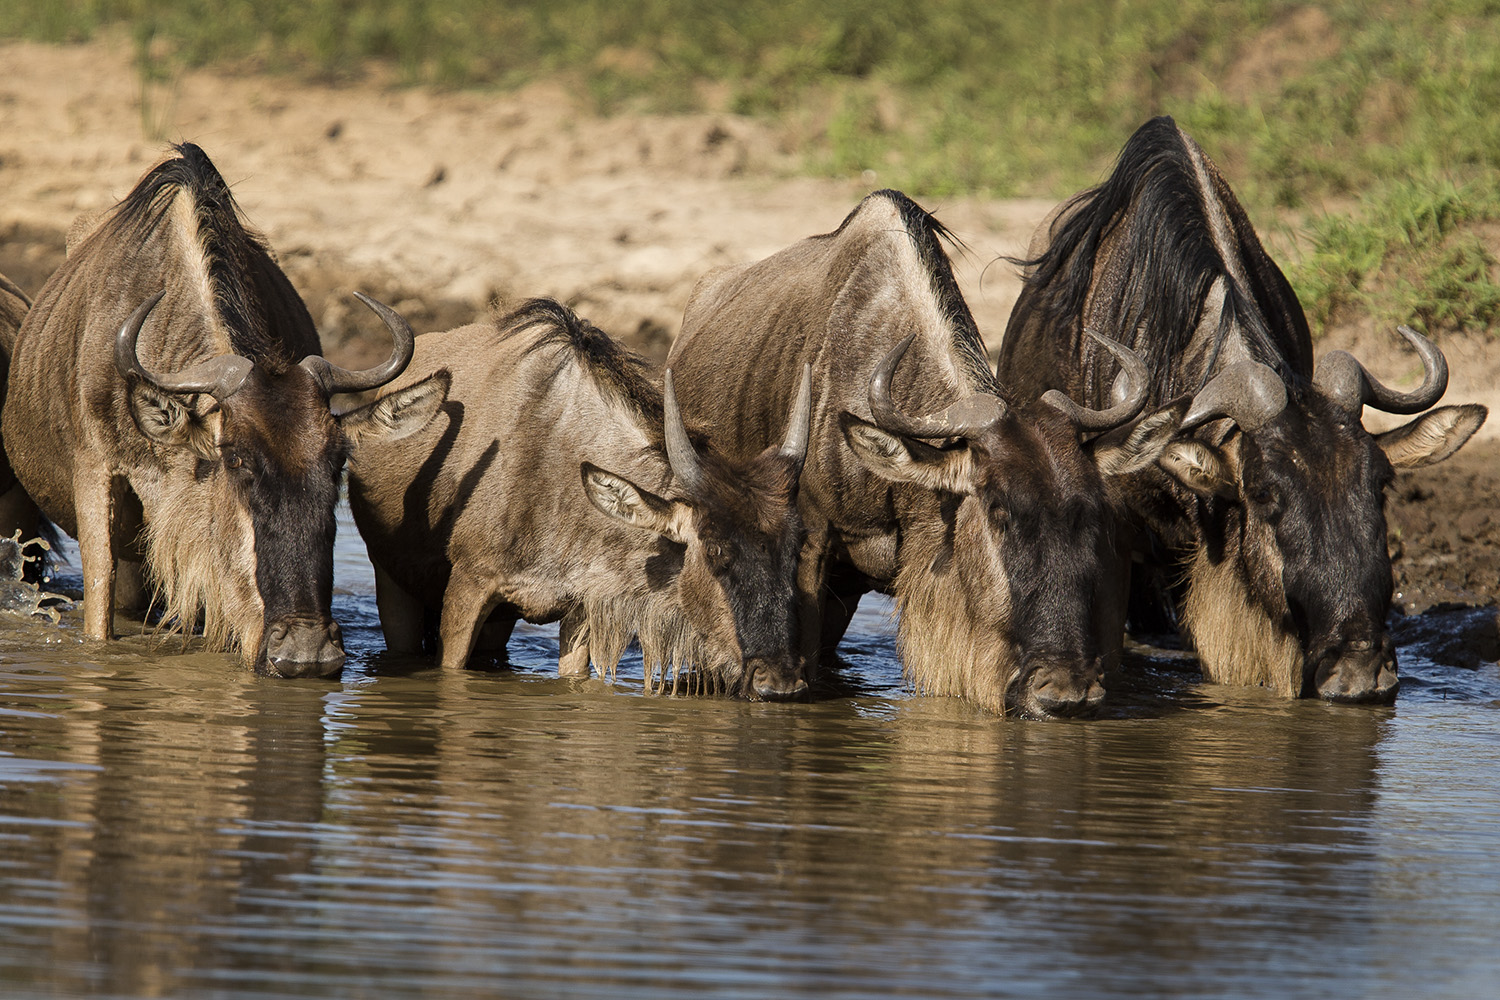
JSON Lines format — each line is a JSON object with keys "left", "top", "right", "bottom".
{"left": 667, "top": 189, "right": 1180, "bottom": 718}
{"left": 999, "top": 116, "right": 1487, "bottom": 702}
{"left": 347, "top": 297, "right": 812, "bottom": 700}
{"left": 2, "top": 144, "right": 447, "bottom": 675}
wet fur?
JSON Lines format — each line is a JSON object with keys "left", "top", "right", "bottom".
{"left": 1181, "top": 541, "right": 1300, "bottom": 695}
{"left": 140, "top": 467, "right": 263, "bottom": 653}
{"left": 894, "top": 500, "right": 1016, "bottom": 713}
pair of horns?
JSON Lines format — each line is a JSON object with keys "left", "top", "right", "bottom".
{"left": 870, "top": 329, "right": 1149, "bottom": 439}
{"left": 115, "top": 290, "right": 415, "bottom": 401}
{"left": 662, "top": 364, "right": 812, "bottom": 494}
{"left": 1183, "top": 325, "right": 1448, "bottom": 432}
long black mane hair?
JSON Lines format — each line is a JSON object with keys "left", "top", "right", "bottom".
{"left": 101, "top": 143, "right": 317, "bottom": 368}
{"left": 1009, "top": 116, "right": 1313, "bottom": 398}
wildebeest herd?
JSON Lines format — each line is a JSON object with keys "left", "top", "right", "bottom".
{"left": 0, "top": 116, "right": 1485, "bottom": 718}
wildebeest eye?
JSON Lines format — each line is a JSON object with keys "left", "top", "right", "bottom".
{"left": 1249, "top": 486, "right": 1275, "bottom": 506}
{"left": 223, "top": 450, "right": 244, "bottom": 471}
{"left": 704, "top": 541, "right": 729, "bottom": 566}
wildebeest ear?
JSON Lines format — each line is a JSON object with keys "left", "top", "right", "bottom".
{"left": 580, "top": 462, "right": 691, "bottom": 543}
{"left": 127, "top": 382, "right": 218, "bottom": 460}
{"left": 841, "top": 413, "right": 975, "bottom": 495}
{"left": 1374, "top": 403, "right": 1486, "bottom": 469}
{"left": 1092, "top": 398, "right": 1189, "bottom": 478}
{"left": 341, "top": 370, "right": 451, "bottom": 447}
{"left": 1158, "top": 439, "right": 1236, "bottom": 499}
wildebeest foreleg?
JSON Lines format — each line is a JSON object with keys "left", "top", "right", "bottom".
{"left": 818, "top": 585, "right": 862, "bottom": 663}
{"left": 474, "top": 613, "right": 517, "bottom": 654}
{"left": 796, "top": 527, "right": 832, "bottom": 672}
{"left": 558, "top": 607, "right": 590, "bottom": 677}
{"left": 437, "top": 567, "right": 500, "bottom": 668}
{"left": 115, "top": 558, "right": 149, "bottom": 614}
{"left": 374, "top": 563, "right": 425, "bottom": 654}
{"left": 73, "top": 461, "right": 117, "bottom": 640}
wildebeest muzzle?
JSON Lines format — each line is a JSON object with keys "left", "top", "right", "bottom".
{"left": 1307, "top": 636, "right": 1398, "bottom": 704}
{"left": 1008, "top": 653, "right": 1106, "bottom": 719}
{"left": 745, "top": 655, "right": 811, "bottom": 702}
{"left": 259, "top": 618, "right": 346, "bottom": 678}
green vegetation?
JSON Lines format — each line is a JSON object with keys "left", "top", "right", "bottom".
{"left": 4, "top": 0, "right": 1500, "bottom": 335}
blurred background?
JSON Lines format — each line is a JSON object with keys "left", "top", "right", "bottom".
{"left": 2, "top": 0, "right": 1498, "bottom": 343}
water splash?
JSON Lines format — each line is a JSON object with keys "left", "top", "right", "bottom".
{"left": 0, "top": 529, "right": 72, "bottom": 624}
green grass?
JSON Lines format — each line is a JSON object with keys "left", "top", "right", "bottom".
{"left": 4, "top": 0, "right": 1500, "bottom": 335}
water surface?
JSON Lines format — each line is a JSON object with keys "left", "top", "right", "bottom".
{"left": 1, "top": 506, "right": 1497, "bottom": 999}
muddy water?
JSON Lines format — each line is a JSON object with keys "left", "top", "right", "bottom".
{"left": 1, "top": 507, "right": 1498, "bottom": 999}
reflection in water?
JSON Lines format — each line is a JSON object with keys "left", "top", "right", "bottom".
{"left": 0, "top": 507, "right": 1496, "bottom": 997}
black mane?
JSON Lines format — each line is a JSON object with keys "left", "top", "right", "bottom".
{"left": 504, "top": 297, "right": 661, "bottom": 421}
{"left": 837, "top": 190, "right": 995, "bottom": 391}
{"left": 102, "top": 143, "right": 311, "bottom": 368}
{"left": 1010, "top": 117, "right": 1313, "bottom": 397}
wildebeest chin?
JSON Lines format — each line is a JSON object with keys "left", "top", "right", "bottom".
{"left": 1, "top": 143, "right": 448, "bottom": 677}
{"left": 1000, "top": 115, "right": 1486, "bottom": 703}
{"left": 347, "top": 298, "right": 812, "bottom": 701}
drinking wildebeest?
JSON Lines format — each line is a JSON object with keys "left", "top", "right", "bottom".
{"left": 998, "top": 115, "right": 1486, "bottom": 702}
{"left": 667, "top": 190, "right": 1181, "bottom": 718}
{"left": 347, "top": 298, "right": 812, "bottom": 700}
{"left": 2, "top": 144, "right": 448, "bottom": 676}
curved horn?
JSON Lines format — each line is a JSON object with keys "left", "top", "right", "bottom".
{"left": 1041, "top": 328, "right": 1150, "bottom": 431}
{"left": 300, "top": 292, "right": 416, "bottom": 394}
{"left": 869, "top": 333, "right": 1004, "bottom": 439}
{"left": 778, "top": 363, "right": 813, "bottom": 465}
{"left": 114, "top": 290, "right": 252, "bottom": 401}
{"left": 1313, "top": 324, "right": 1448, "bottom": 415}
{"left": 662, "top": 369, "right": 705, "bottom": 495}
{"left": 1181, "top": 360, "right": 1289, "bottom": 432}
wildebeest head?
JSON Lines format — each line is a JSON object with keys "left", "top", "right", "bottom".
{"left": 580, "top": 366, "right": 811, "bottom": 700}
{"left": 841, "top": 331, "right": 1170, "bottom": 718}
{"left": 118, "top": 290, "right": 448, "bottom": 677}
{"left": 1158, "top": 328, "right": 1485, "bottom": 702}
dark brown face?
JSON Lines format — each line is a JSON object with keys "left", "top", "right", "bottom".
{"left": 975, "top": 407, "right": 1113, "bottom": 717}
{"left": 843, "top": 403, "right": 1114, "bottom": 718}
{"left": 215, "top": 367, "right": 347, "bottom": 677}
{"left": 675, "top": 448, "right": 808, "bottom": 701}
{"left": 1234, "top": 398, "right": 1398, "bottom": 703}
